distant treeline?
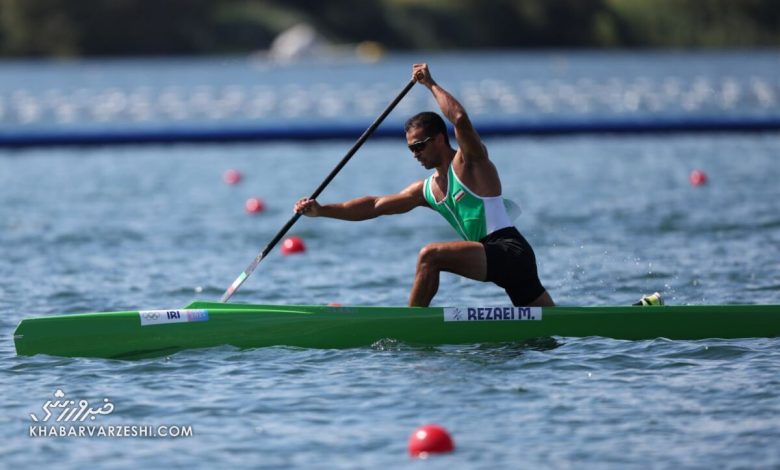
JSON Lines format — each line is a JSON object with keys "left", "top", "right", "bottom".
{"left": 1, "top": 0, "right": 779, "bottom": 57}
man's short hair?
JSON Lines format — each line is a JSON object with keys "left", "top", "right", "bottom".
{"left": 404, "top": 112, "right": 450, "bottom": 145}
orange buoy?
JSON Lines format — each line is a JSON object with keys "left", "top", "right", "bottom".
{"left": 281, "top": 236, "right": 306, "bottom": 255}
{"left": 408, "top": 424, "right": 455, "bottom": 458}
{"left": 689, "top": 169, "right": 708, "bottom": 186}
{"left": 223, "top": 169, "right": 242, "bottom": 185}
{"left": 244, "top": 197, "right": 265, "bottom": 214}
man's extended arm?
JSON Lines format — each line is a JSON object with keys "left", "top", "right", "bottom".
{"left": 295, "top": 180, "right": 426, "bottom": 221}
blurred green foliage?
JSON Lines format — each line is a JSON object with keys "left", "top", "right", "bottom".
{"left": 0, "top": 0, "right": 778, "bottom": 57}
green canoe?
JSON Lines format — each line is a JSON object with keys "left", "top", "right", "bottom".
{"left": 13, "top": 301, "right": 780, "bottom": 359}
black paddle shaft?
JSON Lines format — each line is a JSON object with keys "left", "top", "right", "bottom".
{"left": 220, "top": 79, "right": 417, "bottom": 303}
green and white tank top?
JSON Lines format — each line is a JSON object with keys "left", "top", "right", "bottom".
{"left": 422, "top": 164, "right": 515, "bottom": 241}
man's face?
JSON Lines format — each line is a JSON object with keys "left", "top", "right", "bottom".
{"left": 406, "top": 127, "right": 438, "bottom": 169}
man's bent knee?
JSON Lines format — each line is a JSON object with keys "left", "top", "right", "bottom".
{"left": 417, "top": 243, "right": 444, "bottom": 270}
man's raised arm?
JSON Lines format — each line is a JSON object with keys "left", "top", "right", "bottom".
{"left": 413, "top": 63, "right": 487, "bottom": 162}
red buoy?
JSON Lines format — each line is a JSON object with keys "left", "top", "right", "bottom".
{"left": 689, "top": 169, "right": 708, "bottom": 186}
{"left": 281, "top": 236, "right": 306, "bottom": 255}
{"left": 244, "top": 197, "right": 265, "bottom": 214}
{"left": 223, "top": 169, "right": 243, "bottom": 185}
{"left": 408, "top": 424, "right": 455, "bottom": 458}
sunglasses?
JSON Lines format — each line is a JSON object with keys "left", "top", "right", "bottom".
{"left": 407, "top": 136, "right": 433, "bottom": 153}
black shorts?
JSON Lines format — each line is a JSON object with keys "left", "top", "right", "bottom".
{"left": 480, "top": 227, "right": 546, "bottom": 306}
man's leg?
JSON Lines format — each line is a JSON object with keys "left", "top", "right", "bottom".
{"left": 530, "top": 290, "right": 555, "bottom": 307}
{"left": 409, "top": 241, "right": 487, "bottom": 307}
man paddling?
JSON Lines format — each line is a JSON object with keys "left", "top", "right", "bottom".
{"left": 295, "top": 63, "right": 554, "bottom": 307}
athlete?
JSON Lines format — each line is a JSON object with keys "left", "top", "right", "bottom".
{"left": 294, "top": 63, "right": 555, "bottom": 307}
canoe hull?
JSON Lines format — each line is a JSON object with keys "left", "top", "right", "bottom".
{"left": 13, "top": 301, "right": 780, "bottom": 359}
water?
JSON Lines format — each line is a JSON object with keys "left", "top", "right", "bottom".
{"left": 2, "top": 52, "right": 780, "bottom": 468}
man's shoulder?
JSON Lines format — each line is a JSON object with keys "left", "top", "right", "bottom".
{"left": 401, "top": 179, "right": 426, "bottom": 195}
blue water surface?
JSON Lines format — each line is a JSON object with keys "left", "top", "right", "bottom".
{"left": 2, "top": 52, "right": 780, "bottom": 469}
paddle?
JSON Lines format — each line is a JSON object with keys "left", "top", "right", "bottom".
{"left": 220, "top": 78, "right": 417, "bottom": 303}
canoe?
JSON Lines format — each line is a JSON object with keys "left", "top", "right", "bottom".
{"left": 13, "top": 301, "right": 780, "bottom": 359}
